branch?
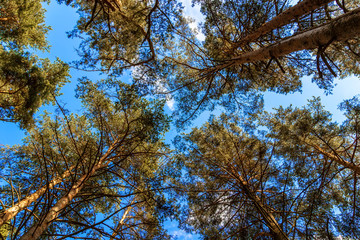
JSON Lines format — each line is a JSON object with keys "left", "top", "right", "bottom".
{"left": 229, "top": 0, "right": 334, "bottom": 52}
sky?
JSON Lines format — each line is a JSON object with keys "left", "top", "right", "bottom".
{"left": 0, "top": 0, "right": 359, "bottom": 238}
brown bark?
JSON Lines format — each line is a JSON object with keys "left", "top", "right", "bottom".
{"left": 0, "top": 166, "right": 75, "bottom": 227}
{"left": 306, "top": 141, "right": 360, "bottom": 175}
{"left": 228, "top": 166, "right": 289, "bottom": 240}
{"left": 19, "top": 140, "right": 118, "bottom": 240}
{"left": 230, "top": 0, "right": 334, "bottom": 51}
{"left": 215, "top": 8, "right": 360, "bottom": 71}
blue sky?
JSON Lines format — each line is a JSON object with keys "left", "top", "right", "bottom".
{"left": 264, "top": 75, "right": 360, "bottom": 123}
{"left": 0, "top": 1, "right": 359, "bottom": 238}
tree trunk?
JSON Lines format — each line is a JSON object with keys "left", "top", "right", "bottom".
{"left": 228, "top": 166, "right": 289, "bottom": 240}
{"left": 0, "top": 166, "right": 75, "bottom": 227}
{"left": 19, "top": 141, "right": 118, "bottom": 240}
{"left": 230, "top": 0, "right": 334, "bottom": 50}
{"left": 243, "top": 185, "right": 289, "bottom": 240}
{"left": 215, "top": 8, "right": 360, "bottom": 71}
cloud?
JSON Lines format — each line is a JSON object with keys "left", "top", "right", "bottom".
{"left": 179, "top": 0, "right": 205, "bottom": 41}
{"left": 172, "top": 230, "right": 195, "bottom": 240}
{"left": 166, "top": 98, "right": 175, "bottom": 111}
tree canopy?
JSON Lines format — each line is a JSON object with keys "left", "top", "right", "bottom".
{"left": 60, "top": 0, "right": 360, "bottom": 125}
{"left": 1, "top": 0, "right": 360, "bottom": 239}
{"left": 1, "top": 79, "right": 171, "bottom": 239}
{"left": 173, "top": 99, "right": 360, "bottom": 238}
{"left": 0, "top": 0, "right": 70, "bottom": 128}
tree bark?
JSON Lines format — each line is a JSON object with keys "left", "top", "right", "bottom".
{"left": 230, "top": 0, "right": 334, "bottom": 50}
{"left": 19, "top": 140, "right": 118, "bottom": 240}
{"left": 215, "top": 8, "right": 360, "bottom": 71}
{"left": 0, "top": 166, "right": 75, "bottom": 227}
{"left": 228, "top": 165, "right": 289, "bottom": 240}
{"left": 306, "top": 141, "right": 360, "bottom": 175}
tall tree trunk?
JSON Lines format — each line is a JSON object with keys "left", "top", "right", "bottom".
{"left": 19, "top": 140, "right": 119, "bottom": 240}
{"left": 228, "top": 165, "right": 289, "bottom": 240}
{"left": 0, "top": 166, "right": 75, "bottom": 227}
{"left": 214, "top": 8, "right": 360, "bottom": 71}
{"left": 230, "top": 0, "right": 334, "bottom": 51}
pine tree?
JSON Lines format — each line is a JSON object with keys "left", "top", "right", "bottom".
{"left": 149, "top": 0, "right": 360, "bottom": 125}
{"left": 0, "top": 0, "right": 70, "bottom": 128}
{"left": 172, "top": 101, "right": 360, "bottom": 238}
{"left": 0, "top": 79, "right": 171, "bottom": 239}
{"left": 173, "top": 115, "right": 289, "bottom": 239}
{"left": 57, "top": 0, "right": 183, "bottom": 74}
{"left": 259, "top": 97, "right": 360, "bottom": 238}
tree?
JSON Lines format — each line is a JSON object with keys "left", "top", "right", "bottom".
{"left": 262, "top": 97, "right": 360, "bottom": 175}
{"left": 227, "top": 0, "right": 335, "bottom": 53}
{"left": 2, "top": 0, "right": 360, "bottom": 239}
{"left": 57, "top": 0, "right": 183, "bottom": 74}
{"left": 172, "top": 101, "right": 360, "bottom": 238}
{"left": 141, "top": 0, "right": 360, "bottom": 126}
{"left": 173, "top": 115, "right": 289, "bottom": 239}
{"left": 0, "top": 0, "right": 70, "bottom": 128}
{"left": 53, "top": 0, "right": 360, "bottom": 126}
{"left": 260, "top": 97, "right": 360, "bottom": 238}
{"left": 0, "top": 79, "right": 171, "bottom": 239}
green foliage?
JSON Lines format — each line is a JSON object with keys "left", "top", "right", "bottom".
{"left": 0, "top": 79, "right": 171, "bottom": 238}
{"left": 258, "top": 98, "right": 360, "bottom": 238}
{"left": 195, "top": 0, "right": 360, "bottom": 92}
{"left": 58, "top": 0, "right": 183, "bottom": 74}
{"left": 0, "top": 0, "right": 50, "bottom": 50}
{"left": 146, "top": 0, "right": 360, "bottom": 126}
{"left": 0, "top": 0, "right": 69, "bottom": 128}
{"left": 171, "top": 97, "right": 360, "bottom": 238}
{"left": 173, "top": 115, "right": 287, "bottom": 238}
{"left": 56, "top": 0, "right": 360, "bottom": 128}
{"left": 0, "top": 50, "right": 69, "bottom": 128}
{"left": 1, "top": 0, "right": 360, "bottom": 238}
{"left": 0, "top": 222, "right": 10, "bottom": 239}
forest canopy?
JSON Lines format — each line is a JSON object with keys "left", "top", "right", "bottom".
{"left": 0, "top": 0, "right": 360, "bottom": 239}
